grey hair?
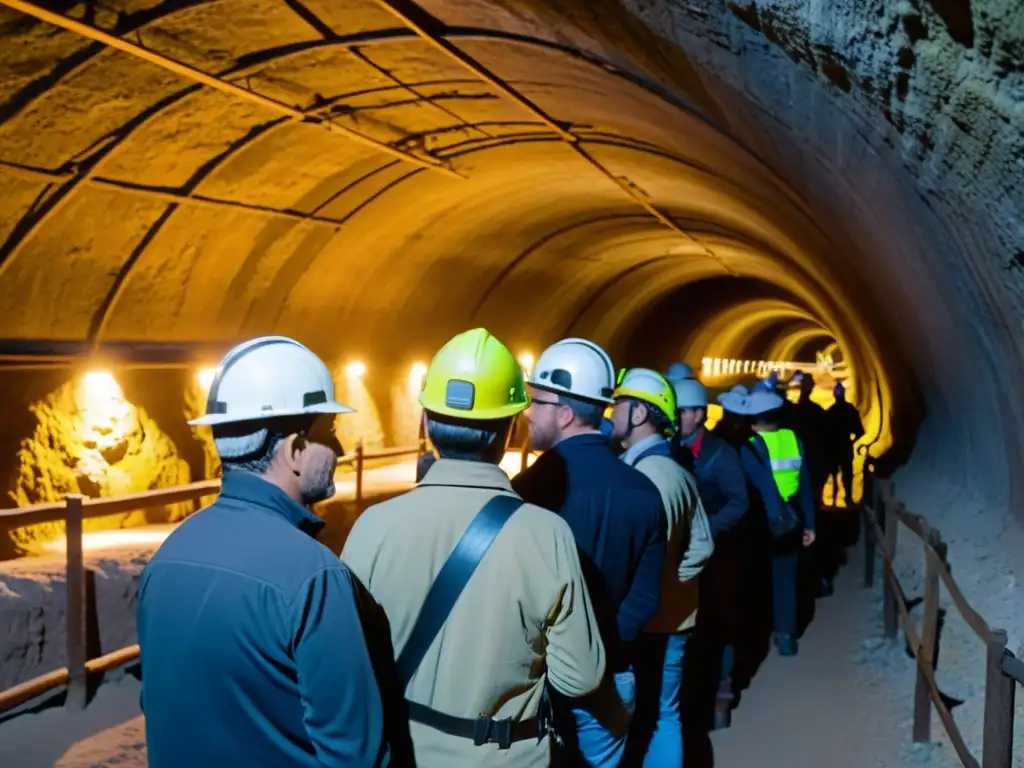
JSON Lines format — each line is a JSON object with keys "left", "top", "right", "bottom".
{"left": 426, "top": 414, "right": 510, "bottom": 463}
{"left": 556, "top": 394, "right": 605, "bottom": 428}
{"left": 213, "top": 424, "right": 287, "bottom": 475}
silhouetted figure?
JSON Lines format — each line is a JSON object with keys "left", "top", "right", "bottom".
{"left": 824, "top": 383, "right": 865, "bottom": 507}
{"left": 787, "top": 375, "right": 828, "bottom": 506}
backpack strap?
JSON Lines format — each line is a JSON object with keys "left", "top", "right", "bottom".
{"left": 396, "top": 494, "right": 523, "bottom": 687}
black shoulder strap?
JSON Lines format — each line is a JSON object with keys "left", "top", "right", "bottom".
{"left": 396, "top": 494, "right": 523, "bottom": 687}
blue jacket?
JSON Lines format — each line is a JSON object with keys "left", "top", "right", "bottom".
{"left": 512, "top": 433, "right": 666, "bottom": 671}
{"left": 739, "top": 433, "right": 817, "bottom": 533}
{"left": 678, "top": 429, "right": 749, "bottom": 539}
{"left": 138, "top": 472, "right": 387, "bottom": 768}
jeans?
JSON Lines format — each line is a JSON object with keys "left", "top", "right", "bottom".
{"left": 631, "top": 632, "right": 688, "bottom": 766}
{"left": 572, "top": 669, "right": 635, "bottom": 768}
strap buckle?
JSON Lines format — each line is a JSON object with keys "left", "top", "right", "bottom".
{"left": 472, "top": 714, "right": 514, "bottom": 749}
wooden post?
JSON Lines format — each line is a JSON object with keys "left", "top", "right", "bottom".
{"left": 354, "top": 442, "right": 364, "bottom": 510}
{"left": 862, "top": 505, "right": 875, "bottom": 589}
{"left": 64, "top": 494, "right": 87, "bottom": 710}
{"left": 882, "top": 499, "right": 899, "bottom": 639}
{"left": 982, "top": 629, "right": 1015, "bottom": 768}
{"left": 913, "top": 529, "right": 943, "bottom": 742}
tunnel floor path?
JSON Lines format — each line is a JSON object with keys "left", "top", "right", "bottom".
{"left": 711, "top": 545, "right": 907, "bottom": 767}
{"left": 0, "top": 530, "right": 927, "bottom": 767}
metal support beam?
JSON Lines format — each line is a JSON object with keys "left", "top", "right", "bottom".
{"left": 374, "top": 0, "right": 576, "bottom": 141}
{"left": 373, "top": 0, "right": 735, "bottom": 275}
{"left": 0, "top": 161, "right": 344, "bottom": 228}
{"left": 0, "top": 0, "right": 462, "bottom": 179}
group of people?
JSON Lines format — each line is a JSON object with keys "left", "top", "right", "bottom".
{"left": 136, "top": 329, "right": 863, "bottom": 767}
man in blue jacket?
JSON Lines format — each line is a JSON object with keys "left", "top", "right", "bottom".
{"left": 137, "top": 336, "right": 388, "bottom": 768}
{"left": 721, "top": 386, "right": 816, "bottom": 657}
{"left": 670, "top": 377, "right": 749, "bottom": 730}
{"left": 512, "top": 338, "right": 666, "bottom": 768}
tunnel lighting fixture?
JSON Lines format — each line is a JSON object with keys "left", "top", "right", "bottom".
{"left": 518, "top": 353, "right": 535, "bottom": 374}
{"left": 197, "top": 367, "right": 217, "bottom": 389}
{"left": 409, "top": 361, "right": 428, "bottom": 391}
{"left": 82, "top": 370, "right": 121, "bottom": 399}
{"left": 345, "top": 361, "right": 367, "bottom": 378}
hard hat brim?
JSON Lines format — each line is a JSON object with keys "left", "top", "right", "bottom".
{"left": 189, "top": 401, "right": 355, "bottom": 427}
{"left": 528, "top": 381, "right": 614, "bottom": 405}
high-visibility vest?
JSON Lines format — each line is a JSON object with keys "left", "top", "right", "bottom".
{"left": 754, "top": 429, "right": 802, "bottom": 501}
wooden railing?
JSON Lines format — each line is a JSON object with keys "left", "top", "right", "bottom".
{"left": 861, "top": 472, "right": 1022, "bottom": 768}
{"left": 0, "top": 442, "right": 421, "bottom": 715}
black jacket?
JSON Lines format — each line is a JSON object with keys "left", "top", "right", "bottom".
{"left": 512, "top": 433, "right": 666, "bottom": 671}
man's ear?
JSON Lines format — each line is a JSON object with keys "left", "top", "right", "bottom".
{"left": 278, "top": 433, "right": 303, "bottom": 473}
{"left": 632, "top": 401, "right": 648, "bottom": 426}
{"left": 557, "top": 403, "right": 575, "bottom": 430}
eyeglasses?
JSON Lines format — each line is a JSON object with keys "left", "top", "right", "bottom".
{"left": 530, "top": 398, "right": 562, "bottom": 407}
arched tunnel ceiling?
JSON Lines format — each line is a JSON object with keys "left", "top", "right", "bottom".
{"left": 1, "top": 0, "right": 1023, "bottom": 509}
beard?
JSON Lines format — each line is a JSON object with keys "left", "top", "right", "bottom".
{"left": 299, "top": 450, "right": 337, "bottom": 506}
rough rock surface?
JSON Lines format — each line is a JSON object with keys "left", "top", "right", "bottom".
{"left": 7, "top": 379, "right": 191, "bottom": 553}
{"left": 0, "top": 546, "right": 148, "bottom": 691}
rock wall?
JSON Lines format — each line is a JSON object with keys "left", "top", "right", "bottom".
{"left": 7, "top": 377, "right": 191, "bottom": 555}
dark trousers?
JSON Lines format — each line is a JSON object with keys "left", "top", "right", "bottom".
{"left": 827, "top": 453, "right": 855, "bottom": 506}
{"left": 771, "top": 542, "right": 800, "bottom": 636}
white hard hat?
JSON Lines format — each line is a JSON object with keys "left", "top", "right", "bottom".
{"left": 665, "top": 361, "right": 695, "bottom": 381}
{"left": 530, "top": 338, "right": 616, "bottom": 404}
{"left": 673, "top": 378, "right": 708, "bottom": 408}
{"left": 717, "top": 388, "right": 783, "bottom": 416}
{"left": 190, "top": 336, "right": 354, "bottom": 426}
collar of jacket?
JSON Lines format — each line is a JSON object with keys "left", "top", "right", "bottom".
{"left": 554, "top": 431, "right": 608, "bottom": 453}
{"left": 620, "top": 433, "right": 669, "bottom": 466}
{"left": 418, "top": 457, "right": 516, "bottom": 492}
{"left": 218, "top": 471, "right": 326, "bottom": 536}
{"left": 680, "top": 426, "right": 705, "bottom": 448}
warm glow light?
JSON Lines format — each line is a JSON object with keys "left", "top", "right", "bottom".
{"left": 345, "top": 361, "right": 367, "bottom": 378}
{"left": 518, "top": 352, "right": 535, "bottom": 374}
{"left": 410, "top": 362, "right": 428, "bottom": 380}
{"left": 197, "top": 367, "right": 216, "bottom": 389}
{"left": 83, "top": 370, "right": 121, "bottom": 399}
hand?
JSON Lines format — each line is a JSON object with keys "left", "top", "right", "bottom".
{"left": 802, "top": 529, "right": 816, "bottom": 547}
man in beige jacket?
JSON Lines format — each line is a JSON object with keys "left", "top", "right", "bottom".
{"left": 342, "top": 328, "right": 605, "bottom": 767}
{"left": 610, "top": 368, "right": 713, "bottom": 766}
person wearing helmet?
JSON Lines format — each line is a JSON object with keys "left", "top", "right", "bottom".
{"left": 342, "top": 329, "right": 605, "bottom": 767}
{"left": 665, "top": 361, "right": 695, "bottom": 382}
{"left": 709, "top": 384, "right": 755, "bottom": 447}
{"left": 609, "top": 369, "right": 713, "bottom": 766}
{"left": 511, "top": 338, "right": 665, "bottom": 768}
{"left": 670, "top": 377, "right": 750, "bottom": 731}
{"left": 720, "top": 387, "right": 817, "bottom": 657}
{"left": 137, "top": 337, "right": 388, "bottom": 768}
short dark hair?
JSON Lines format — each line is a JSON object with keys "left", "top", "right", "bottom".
{"left": 556, "top": 393, "right": 605, "bottom": 428}
{"left": 751, "top": 408, "right": 783, "bottom": 430}
{"left": 425, "top": 412, "right": 511, "bottom": 463}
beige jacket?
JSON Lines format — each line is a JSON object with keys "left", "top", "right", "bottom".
{"left": 341, "top": 459, "right": 605, "bottom": 767}
{"left": 626, "top": 448, "right": 714, "bottom": 633}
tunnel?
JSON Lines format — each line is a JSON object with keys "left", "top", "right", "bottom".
{"left": 0, "top": 0, "right": 1022, "bottom": 765}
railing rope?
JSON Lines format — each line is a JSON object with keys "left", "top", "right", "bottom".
{"left": 0, "top": 443, "right": 420, "bottom": 714}
{"left": 863, "top": 473, "right": 1019, "bottom": 768}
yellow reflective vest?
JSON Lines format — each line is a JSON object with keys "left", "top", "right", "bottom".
{"left": 754, "top": 429, "right": 802, "bottom": 501}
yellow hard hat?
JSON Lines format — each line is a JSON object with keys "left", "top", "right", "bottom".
{"left": 613, "top": 367, "right": 677, "bottom": 424}
{"left": 419, "top": 328, "right": 529, "bottom": 420}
